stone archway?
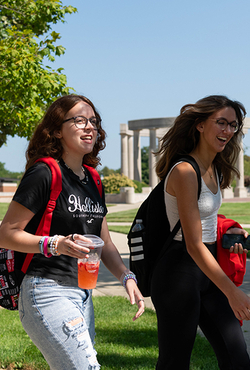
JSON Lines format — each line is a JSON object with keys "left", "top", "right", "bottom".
{"left": 120, "top": 117, "right": 250, "bottom": 198}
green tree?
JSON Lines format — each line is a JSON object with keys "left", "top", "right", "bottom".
{"left": 0, "top": 161, "right": 23, "bottom": 178}
{"left": 98, "top": 166, "right": 120, "bottom": 177}
{"left": 141, "top": 146, "right": 149, "bottom": 184}
{"left": 244, "top": 155, "right": 250, "bottom": 177}
{"left": 0, "top": 0, "right": 77, "bottom": 146}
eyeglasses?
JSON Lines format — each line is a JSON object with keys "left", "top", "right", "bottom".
{"left": 210, "top": 118, "right": 239, "bottom": 133}
{"left": 63, "top": 116, "right": 101, "bottom": 131}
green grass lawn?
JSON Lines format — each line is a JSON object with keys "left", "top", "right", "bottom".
{"left": 0, "top": 203, "right": 10, "bottom": 221}
{"left": 1, "top": 202, "right": 250, "bottom": 240}
{"left": 0, "top": 296, "right": 219, "bottom": 370}
{"left": 219, "top": 203, "right": 250, "bottom": 223}
{"left": 106, "top": 203, "right": 250, "bottom": 225}
{"left": 1, "top": 202, "right": 250, "bottom": 224}
{"left": 106, "top": 209, "right": 138, "bottom": 222}
{"left": 108, "top": 225, "right": 131, "bottom": 234}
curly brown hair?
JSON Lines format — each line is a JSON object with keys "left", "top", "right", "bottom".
{"left": 156, "top": 95, "right": 246, "bottom": 188}
{"left": 25, "top": 94, "right": 106, "bottom": 170}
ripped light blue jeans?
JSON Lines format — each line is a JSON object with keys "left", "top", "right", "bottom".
{"left": 19, "top": 275, "right": 100, "bottom": 370}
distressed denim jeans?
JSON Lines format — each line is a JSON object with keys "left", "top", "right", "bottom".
{"left": 19, "top": 275, "right": 100, "bottom": 370}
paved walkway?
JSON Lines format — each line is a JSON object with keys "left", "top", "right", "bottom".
{"left": 93, "top": 230, "right": 154, "bottom": 310}
{"left": 94, "top": 201, "right": 155, "bottom": 310}
{"left": 93, "top": 201, "right": 250, "bottom": 355}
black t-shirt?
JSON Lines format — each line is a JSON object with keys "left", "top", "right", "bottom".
{"left": 13, "top": 159, "right": 107, "bottom": 287}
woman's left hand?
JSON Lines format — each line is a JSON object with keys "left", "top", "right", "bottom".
{"left": 225, "top": 227, "right": 249, "bottom": 254}
{"left": 125, "top": 279, "right": 145, "bottom": 321}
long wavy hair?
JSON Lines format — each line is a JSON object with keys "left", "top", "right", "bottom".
{"left": 25, "top": 94, "right": 106, "bottom": 170}
{"left": 156, "top": 95, "right": 246, "bottom": 188}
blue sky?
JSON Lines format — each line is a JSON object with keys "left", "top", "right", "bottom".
{"left": 1, "top": 0, "right": 250, "bottom": 172}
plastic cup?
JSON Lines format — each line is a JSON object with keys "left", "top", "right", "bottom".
{"left": 76, "top": 235, "right": 104, "bottom": 289}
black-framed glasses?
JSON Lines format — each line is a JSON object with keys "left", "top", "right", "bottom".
{"left": 210, "top": 118, "right": 239, "bottom": 133}
{"left": 63, "top": 116, "right": 101, "bottom": 131}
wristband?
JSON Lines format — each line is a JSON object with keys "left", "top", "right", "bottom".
{"left": 43, "top": 237, "right": 52, "bottom": 258}
{"left": 39, "top": 236, "right": 46, "bottom": 254}
{"left": 47, "top": 237, "right": 52, "bottom": 254}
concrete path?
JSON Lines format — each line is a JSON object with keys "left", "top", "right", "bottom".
{"left": 93, "top": 231, "right": 154, "bottom": 310}
{"left": 94, "top": 202, "right": 155, "bottom": 310}
{"left": 93, "top": 201, "right": 250, "bottom": 355}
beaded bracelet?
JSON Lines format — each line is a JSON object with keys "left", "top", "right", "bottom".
{"left": 43, "top": 237, "right": 52, "bottom": 258}
{"left": 49, "top": 235, "right": 60, "bottom": 256}
{"left": 120, "top": 269, "right": 133, "bottom": 284}
{"left": 122, "top": 273, "right": 137, "bottom": 288}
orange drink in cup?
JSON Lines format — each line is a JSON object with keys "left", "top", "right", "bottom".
{"left": 76, "top": 235, "right": 104, "bottom": 289}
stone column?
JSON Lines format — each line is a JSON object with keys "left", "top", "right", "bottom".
{"left": 128, "top": 134, "right": 134, "bottom": 179}
{"left": 234, "top": 134, "right": 247, "bottom": 198}
{"left": 120, "top": 124, "right": 128, "bottom": 177}
{"left": 133, "top": 130, "right": 141, "bottom": 182}
{"left": 222, "top": 187, "right": 234, "bottom": 199}
{"left": 154, "top": 134, "right": 161, "bottom": 181}
{"left": 120, "top": 133, "right": 128, "bottom": 177}
{"left": 149, "top": 128, "right": 158, "bottom": 188}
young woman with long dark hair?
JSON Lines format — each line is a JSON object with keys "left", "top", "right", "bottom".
{"left": 0, "top": 94, "right": 144, "bottom": 369}
{"left": 151, "top": 95, "right": 250, "bottom": 369}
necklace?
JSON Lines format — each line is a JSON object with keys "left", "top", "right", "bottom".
{"left": 80, "top": 166, "right": 89, "bottom": 184}
{"left": 197, "top": 157, "right": 213, "bottom": 179}
{"left": 63, "top": 160, "right": 89, "bottom": 184}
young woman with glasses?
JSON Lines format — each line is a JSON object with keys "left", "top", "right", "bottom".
{"left": 0, "top": 94, "right": 144, "bottom": 369}
{"left": 151, "top": 95, "right": 250, "bottom": 369}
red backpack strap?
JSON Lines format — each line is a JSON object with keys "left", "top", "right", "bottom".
{"left": 21, "top": 157, "right": 62, "bottom": 273}
{"left": 83, "top": 164, "right": 102, "bottom": 198}
{"left": 34, "top": 158, "right": 62, "bottom": 235}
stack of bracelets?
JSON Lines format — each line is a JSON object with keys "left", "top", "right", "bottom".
{"left": 39, "top": 235, "right": 60, "bottom": 257}
{"left": 121, "top": 271, "right": 137, "bottom": 288}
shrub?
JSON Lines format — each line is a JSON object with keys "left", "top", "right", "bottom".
{"left": 132, "top": 180, "right": 148, "bottom": 193}
{"left": 102, "top": 174, "right": 137, "bottom": 194}
{"left": 244, "top": 176, "right": 250, "bottom": 187}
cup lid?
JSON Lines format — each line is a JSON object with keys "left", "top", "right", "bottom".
{"left": 76, "top": 234, "right": 104, "bottom": 248}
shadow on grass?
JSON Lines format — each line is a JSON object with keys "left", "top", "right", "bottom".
{"left": 93, "top": 297, "right": 219, "bottom": 370}
{"left": 95, "top": 326, "right": 218, "bottom": 370}
{"left": 97, "top": 353, "right": 157, "bottom": 370}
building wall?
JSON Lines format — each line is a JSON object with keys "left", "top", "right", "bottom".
{"left": 0, "top": 183, "right": 17, "bottom": 193}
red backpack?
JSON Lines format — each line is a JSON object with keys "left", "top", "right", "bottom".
{"left": 0, "top": 158, "right": 102, "bottom": 310}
